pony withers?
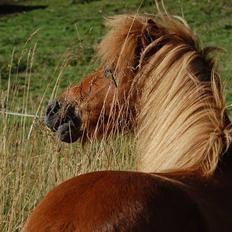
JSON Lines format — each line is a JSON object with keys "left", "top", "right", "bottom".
{"left": 24, "top": 14, "right": 232, "bottom": 231}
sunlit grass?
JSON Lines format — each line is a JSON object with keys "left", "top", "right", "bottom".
{"left": 0, "top": 41, "right": 136, "bottom": 231}
{"left": 0, "top": 114, "right": 136, "bottom": 231}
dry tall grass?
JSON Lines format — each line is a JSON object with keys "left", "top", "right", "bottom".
{"left": 0, "top": 43, "right": 136, "bottom": 232}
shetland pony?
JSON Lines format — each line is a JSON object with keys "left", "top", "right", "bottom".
{"left": 24, "top": 14, "right": 232, "bottom": 231}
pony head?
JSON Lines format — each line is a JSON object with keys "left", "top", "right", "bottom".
{"left": 45, "top": 15, "right": 163, "bottom": 143}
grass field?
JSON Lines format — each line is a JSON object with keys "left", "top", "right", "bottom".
{"left": 0, "top": 0, "right": 232, "bottom": 231}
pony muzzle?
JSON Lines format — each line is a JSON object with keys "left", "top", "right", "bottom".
{"left": 45, "top": 100, "right": 82, "bottom": 143}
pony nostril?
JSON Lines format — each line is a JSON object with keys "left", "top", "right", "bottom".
{"left": 45, "top": 100, "right": 61, "bottom": 131}
{"left": 46, "top": 100, "right": 60, "bottom": 117}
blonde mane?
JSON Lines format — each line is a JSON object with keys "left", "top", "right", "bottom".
{"left": 135, "top": 14, "right": 232, "bottom": 176}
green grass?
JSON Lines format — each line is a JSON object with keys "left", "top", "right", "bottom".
{"left": 0, "top": 0, "right": 231, "bottom": 104}
{"left": 0, "top": 0, "right": 232, "bottom": 231}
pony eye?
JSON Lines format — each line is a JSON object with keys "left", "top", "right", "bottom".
{"left": 104, "top": 67, "right": 113, "bottom": 78}
{"left": 104, "top": 67, "right": 118, "bottom": 87}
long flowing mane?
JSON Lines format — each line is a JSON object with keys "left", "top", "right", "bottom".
{"left": 135, "top": 14, "right": 232, "bottom": 176}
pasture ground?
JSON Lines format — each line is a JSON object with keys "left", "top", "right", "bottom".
{"left": 0, "top": 0, "right": 231, "bottom": 231}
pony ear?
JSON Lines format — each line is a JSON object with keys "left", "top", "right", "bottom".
{"left": 143, "top": 18, "right": 159, "bottom": 45}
